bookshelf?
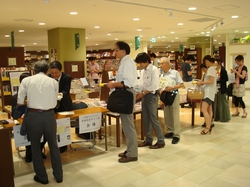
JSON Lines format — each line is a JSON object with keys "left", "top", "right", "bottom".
{"left": 24, "top": 51, "right": 49, "bottom": 62}
{"left": 0, "top": 68, "right": 28, "bottom": 115}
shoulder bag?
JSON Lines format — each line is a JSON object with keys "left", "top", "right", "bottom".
{"left": 107, "top": 81, "right": 134, "bottom": 114}
{"left": 160, "top": 91, "right": 177, "bottom": 106}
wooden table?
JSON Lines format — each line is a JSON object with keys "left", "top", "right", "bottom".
{"left": 187, "top": 99, "right": 202, "bottom": 126}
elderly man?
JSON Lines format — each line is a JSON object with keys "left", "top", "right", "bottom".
{"left": 159, "top": 57, "right": 184, "bottom": 144}
{"left": 18, "top": 60, "right": 63, "bottom": 184}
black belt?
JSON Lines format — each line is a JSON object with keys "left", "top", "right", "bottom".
{"left": 29, "top": 108, "right": 53, "bottom": 112}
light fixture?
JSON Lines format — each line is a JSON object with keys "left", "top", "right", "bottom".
{"left": 107, "top": 33, "right": 111, "bottom": 36}
{"left": 94, "top": 26, "right": 100, "bottom": 28}
{"left": 169, "top": 10, "right": 173, "bottom": 18}
{"left": 231, "top": 15, "right": 238, "bottom": 18}
{"left": 5, "top": 34, "right": 10, "bottom": 37}
{"left": 188, "top": 7, "right": 197, "bottom": 10}
{"left": 70, "top": 12, "right": 78, "bottom": 15}
{"left": 177, "top": 23, "right": 183, "bottom": 26}
{"left": 133, "top": 18, "right": 139, "bottom": 21}
{"left": 44, "top": 0, "right": 49, "bottom": 3}
{"left": 39, "top": 22, "right": 45, "bottom": 25}
{"left": 19, "top": 30, "right": 24, "bottom": 32}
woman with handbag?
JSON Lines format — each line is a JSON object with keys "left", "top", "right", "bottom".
{"left": 231, "top": 55, "right": 248, "bottom": 118}
{"left": 197, "top": 55, "right": 217, "bottom": 135}
{"left": 214, "top": 57, "right": 231, "bottom": 122}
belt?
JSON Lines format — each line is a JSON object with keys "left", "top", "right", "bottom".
{"left": 29, "top": 108, "right": 53, "bottom": 112}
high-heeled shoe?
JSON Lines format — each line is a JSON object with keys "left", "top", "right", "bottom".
{"left": 201, "top": 127, "right": 213, "bottom": 135}
{"left": 232, "top": 112, "right": 240, "bottom": 117}
{"left": 241, "top": 113, "right": 248, "bottom": 118}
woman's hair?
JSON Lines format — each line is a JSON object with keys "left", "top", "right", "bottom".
{"left": 235, "top": 55, "right": 244, "bottom": 61}
{"left": 203, "top": 55, "right": 215, "bottom": 64}
{"left": 135, "top": 52, "right": 151, "bottom": 63}
{"left": 200, "top": 63, "right": 207, "bottom": 69}
{"left": 214, "top": 56, "right": 222, "bottom": 64}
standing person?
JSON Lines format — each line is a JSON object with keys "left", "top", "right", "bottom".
{"left": 181, "top": 55, "right": 196, "bottom": 88}
{"left": 214, "top": 57, "right": 231, "bottom": 122}
{"left": 49, "top": 60, "right": 73, "bottom": 153}
{"left": 107, "top": 41, "right": 138, "bottom": 163}
{"left": 231, "top": 55, "right": 248, "bottom": 118}
{"left": 88, "top": 57, "right": 100, "bottom": 84}
{"left": 17, "top": 60, "right": 63, "bottom": 184}
{"left": 135, "top": 52, "right": 165, "bottom": 149}
{"left": 12, "top": 73, "right": 47, "bottom": 163}
{"left": 150, "top": 53, "right": 160, "bottom": 67}
{"left": 197, "top": 55, "right": 217, "bottom": 135}
{"left": 159, "top": 57, "right": 184, "bottom": 144}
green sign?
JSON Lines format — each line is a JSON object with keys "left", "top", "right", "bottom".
{"left": 179, "top": 44, "right": 183, "bottom": 53}
{"left": 75, "top": 33, "right": 80, "bottom": 50}
{"left": 11, "top": 31, "right": 14, "bottom": 50}
{"left": 135, "top": 36, "right": 140, "bottom": 50}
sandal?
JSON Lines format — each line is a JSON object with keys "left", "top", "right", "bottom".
{"left": 232, "top": 112, "right": 240, "bottom": 117}
{"left": 241, "top": 113, "right": 248, "bottom": 118}
{"left": 201, "top": 127, "right": 212, "bottom": 135}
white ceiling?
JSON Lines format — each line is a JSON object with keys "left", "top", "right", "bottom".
{"left": 0, "top": 0, "right": 250, "bottom": 52}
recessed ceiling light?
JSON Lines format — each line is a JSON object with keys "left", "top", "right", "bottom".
{"left": 206, "top": 31, "right": 210, "bottom": 33}
{"left": 218, "top": 42, "right": 221, "bottom": 44}
{"left": 171, "top": 40, "right": 174, "bottom": 42}
{"left": 5, "top": 35, "right": 10, "bottom": 37}
{"left": 107, "top": 33, "right": 111, "bottom": 36}
{"left": 33, "top": 43, "right": 37, "bottom": 45}
{"left": 21, "top": 45, "right": 25, "bottom": 47}
{"left": 175, "top": 37, "right": 179, "bottom": 39}
{"left": 133, "top": 18, "right": 139, "bottom": 21}
{"left": 205, "top": 39, "right": 208, "bottom": 40}
{"left": 214, "top": 39, "right": 217, "bottom": 41}
{"left": 201, "top": 32, "right": 205, "bottom": 34}
{"left": 188, "top": 7, "right": 196, "bottom": 10}
{"left": 177, "top": 23, "right": 183, "bottom": 26}
{"left": 137, "top": 28, "right": 142, "bottom": 31}
{"left": 140, "top": 35, "right": 143, "bottom": 37}
{"left": 196, "top": 33, "right": 200, "bottom": 35}
{"left": 19, "top": 30, "right": 24, "bottom": 32}
{"left": 115, "top": 38, "right": 118, "bottom": 40}
{"left": 39, "top": 22, "right": 45, "bottom": 25}
{"left": 70, "top": 12, "right": 78, "bottom": 15}
{"left": 85, "top": 37, "right": 88, "bottom": 39}
{"left": 244, "top": 31, "right": 249, "bottom": 33}
{"left": 95, "top": 44, "right": 99, "bottom": 45}
{"left": 94, "top": 26, "right": 100, "bottom": 28}
{"left": 234, "top": 30, "right": 239, "bottom": 32}
{"left": 206, "top": 34, "right": 210, "bottom": 36}
{"left": 231, "top": 15, "right": 238, "bottom": 18}
{"left": 158, "top": 36, "right": 162, "bottom": 38}
{"left": 170, "top": 31, "right": 175, "bottom": 34}
{"left": 217, "top": 35, "right": 221, "bottom": 37}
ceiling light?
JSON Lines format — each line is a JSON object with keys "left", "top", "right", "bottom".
{"left": 44, "top": 0, "right": 49, "bottom": 3}
{"left": 206, "top": 34, "right": 210, "bottom": 36}
{"left": 169, "top": 11, "right": 173, "bottom": 18}
{"left": 217, "top": 35, "right": 221, "bottom": 37}
{"left": 5, "top": 35, "right": 10, "bottom": 37}
{"left": 19, "top": 30, "right": 24, "bottom": 32}
{"left": 175, "top": 37, "right": 179, "bottom": 39}
{"left": 171, "top": 40, "right": 174, "bottom": 42}
{"left": 107, "top": 33, "right": 111, "bottom": 36}
{"left": 206, "top": 31, "right": 210, "bottom": 33}
{"left": 137, "top": 28, "right": 142, "bottom": 31}
{"left": 188, "top": 7, "right": 196, "bottom": 10}
{"left": 218, "top": 42, "right": 221, "bottom": 44}
{"left": 133, "top": 18, "right": 139, "bottom": 21}
{"left": 177, "top": 23, "right": 183, "bottom": 26}
{"left": 94, "top": 26, "right": 100, "bottom": 28}
{"left": 39, "top": 22, "right": 45, "bottom": 25}
{"left": 201, "top": 32, "right": 205, "bottom": 34}
{"left": 21, "top": 45, "right": 25, "bottom": 47}
{"left": 214, "top": 39, "right": 217, "bottom": 41}
{"left": 244, "top": 31, "right": 249, "bottom": 33}
{"left": 170, "top": 31, "right": 175, "bottom": 34}
{"left": 158, "top": 36, "right": 162, "bottom": 38}
{"left": 95, "top": 44, "right": 99, "bottom": 45}
{"left": 115, "top": 38, "right": 118, "bottom": 40}
{"left": 85, "top": 37, "right": 88, "bottom": 39}
{"left": 231, "top": 15, "right": 238, "bottom": 18}
{"left": 70, "top": 12, "right": 78, "bottom": 15}
{"left": 234, "top": 30, "right": 239, "bottom": 32}
{"left": 33, "top": 43, "right": 37, "bottom": 45}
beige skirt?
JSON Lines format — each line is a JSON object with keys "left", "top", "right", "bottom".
{"left": 233, "top": 84, "right": 245, "bottom": 97}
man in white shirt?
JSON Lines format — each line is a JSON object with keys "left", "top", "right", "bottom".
{"left": 107, "top": 41, "right": 138, "bottom": 163}
{"left": 18, "top": 60, "right": 63, "bottom": 184}
{"left": 135, "top": 52, "right": 165, "bottom": 149}
{"left": 159, "top": 57, "right": 184, "bottom": 144}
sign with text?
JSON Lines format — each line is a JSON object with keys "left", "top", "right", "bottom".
{"left": 79, "top": 112, "right": 101, "bottom": 133}
{"left": 56, "top": 118, "right": 71, "bottom": 147}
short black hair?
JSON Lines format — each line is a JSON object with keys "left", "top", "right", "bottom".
{"left": 115, "top": 41, "right": 130, "bottom": 55}
{"left": 135, "top": 52, "right": 151, "bottom": 64}
{"left": 33, "top": 60, "right": 49, "bottom": 74}
{"left": 186, "top": 55, "right": 195, "bottom": 61}
{"left": 214, "top": 56, "right": 222, "bottom": 64}
{"left": 49, "top": 61, "right": 62, "bottom": 71}
{"left": 149, "top": 53, "right": 156, "bottom": 58}
{"left": 235, "top": 55, "right": 244, "bottom": 61}
{"left": 88, "top": 57, "right": 96, "bottom": 61}
{"left": 19, "top": 72, "right": 31, "bottom": 83}
{"left": 203, "top": 55, "right": 215, "bottom": 64}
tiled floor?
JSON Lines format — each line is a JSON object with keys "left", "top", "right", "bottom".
{"left": 9, "top": 91, "right": 250, "bottom": 186}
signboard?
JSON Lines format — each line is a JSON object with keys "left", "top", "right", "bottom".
{"left": 79, "top": 112, "right": 102, "bottom": 133}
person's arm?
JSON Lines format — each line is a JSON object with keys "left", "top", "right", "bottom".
{"left": 60, "top": 75, "right": 71, "bottom": 96}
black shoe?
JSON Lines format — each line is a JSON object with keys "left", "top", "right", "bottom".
{"left": 25, "top": 157, "right": 32, "bottom": 163}
{"left": 172, "top": 137, "right": 180, "bottom": 144}
{"left": 42, "top": 153, "right": 47, "bottom": 159}
{"left": 56, "top": 179, "right": 63, "bottom": 183}
{"left": 59, "top": 146, "right": 67, "bottom": 153}
{"left": 34, "top": 175, "right": 49, "bottom": 184}
{"left": 164, "top": 132, "right": 174, "bottom": 139}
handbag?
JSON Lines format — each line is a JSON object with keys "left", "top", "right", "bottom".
{"left": 187, "top": 88, "right": 204, "bottom": 101}
{"left": 160, "top": 91, "right": 177, "bottom": 106}
{"left": 107, "top": 82, "right": 134, "bottom": 114}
